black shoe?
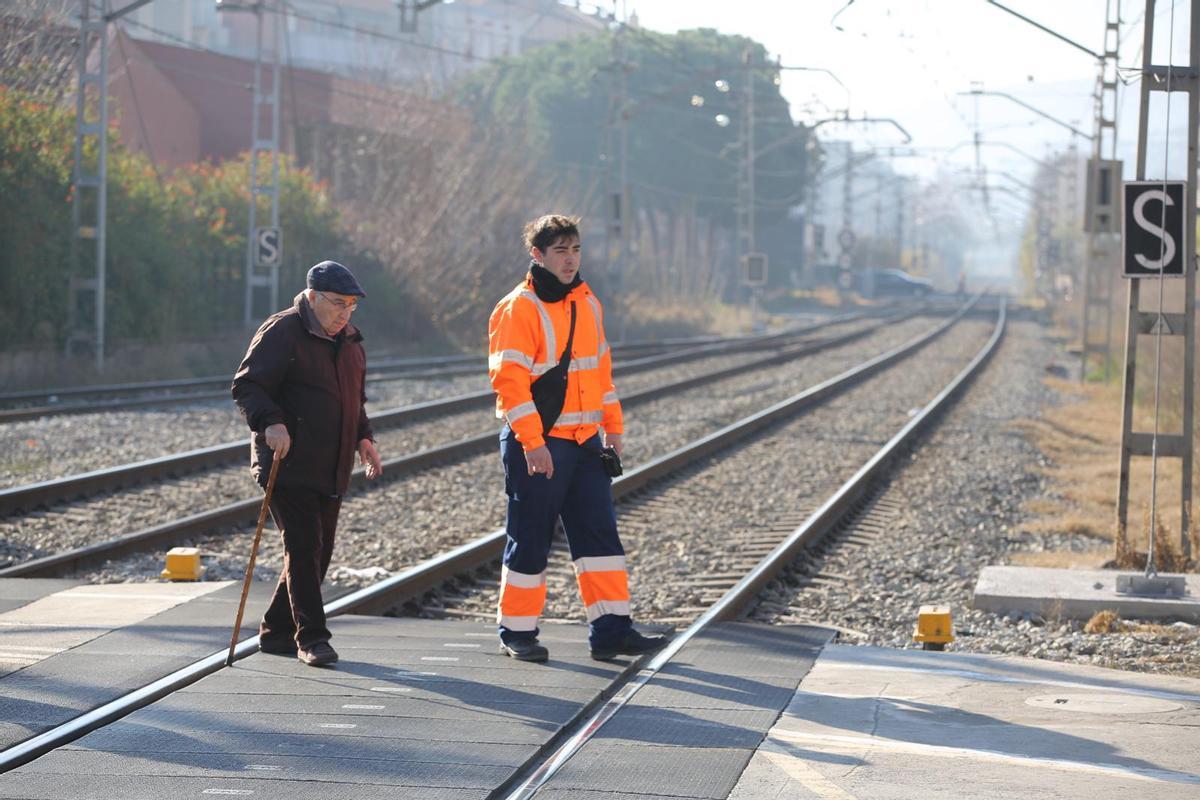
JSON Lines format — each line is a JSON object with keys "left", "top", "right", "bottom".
{"left": 590, "top": 629, "right": 668, "bottom": 661}
{"left": 500, "top": 639, "right": 549, "bottom": 662}
{"left": 297, "top": 641, "right": 338, "bottom": 667}
{"left": 259, "top": 638, "right": 297, "bottom": 656}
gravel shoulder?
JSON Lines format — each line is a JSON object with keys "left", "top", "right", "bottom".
{"left": 752, "top": 315, "right": 1200, "bottom": 678}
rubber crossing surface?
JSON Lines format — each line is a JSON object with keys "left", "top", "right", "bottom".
{"left": 532, "top": 623, "right": 834, "bottom": 799}
{"left": 0, "top": 616, "right": 636, "bottom": 799}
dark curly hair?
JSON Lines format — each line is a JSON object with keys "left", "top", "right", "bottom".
{"left": 523, "top": 214, "right": 581, "bottom": 253}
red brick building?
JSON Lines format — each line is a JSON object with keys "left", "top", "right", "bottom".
{"left": 102, "top": 28, "right": 469, "bottom": 199}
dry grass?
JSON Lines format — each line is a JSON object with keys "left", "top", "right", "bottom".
{"left": 1084, "top": 610, "right": 1126, "bottom": 634}
{"left": 806, "top": 286, "right": 846, "bottom": 308}
{"left": 1008, "top": 548, "right": 1111, "bottom": 569}
{"left": 1082, "top": 610, "right": 1194, "bottom": 640}
{"left": 1018, "top": 377, "right": 1199, "bottom": 571}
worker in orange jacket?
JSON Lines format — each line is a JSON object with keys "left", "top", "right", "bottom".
{"left": 487, "top": 214, "right": 666, "bottom": 662}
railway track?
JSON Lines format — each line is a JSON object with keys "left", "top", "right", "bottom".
{"left": 0, "top": 294, "right": 1004, "bottom": 776}
{"left": 0, "top": 310, "right": 880, "bottom": 516}
{"left": 0, "top": 322, "right": 851, "bottom": 424}
{"left": 0, "top": 333, "right": 747, "bottom": 410}
{"left": 0, "top": 308, "right": 913, "bottom": 576}
{"left": 72, "top": 299, "right": 991, "bottom": 598}
{"left": 413, "top": 298, "right": 999, "bottom": 630}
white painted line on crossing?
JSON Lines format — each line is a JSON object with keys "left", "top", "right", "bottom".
{"left": 0, "top": 621, "right": 110, "bottom": 629}
{"left": 443, "top": 643, "right": 481, "bottom": 648}
{"left": 243, "top": 765, "right": 282, "bottom": 771}
{"left": 421, "top": 656, "right": 459, "bottom": 662}
{"left": 317, "top": 723, "right": 357, "bottom": 729}
{"left": 342, "top": 704, "right": 385, "bottom": 710}
{"left": 202, "top": 790, "right": 253, "bottom": 796}
{"left": 370, "top": 687, "right": 413, "bottom": 694}
{"left": 66, "top": 592, "right": 206, "bottom": 601}
{"left": 462, "top": 632, "right": 494, "bottom": 638}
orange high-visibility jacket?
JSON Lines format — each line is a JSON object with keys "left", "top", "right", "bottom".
{"left": 488, "top": 276, "right": 623, "bottom": 451}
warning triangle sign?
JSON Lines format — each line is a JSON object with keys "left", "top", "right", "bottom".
{"left": 1149, "top": 314, "right": 1174, "bottom": 335}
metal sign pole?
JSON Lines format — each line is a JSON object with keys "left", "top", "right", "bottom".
{"left": 1115, "top": 0, "right": 1195, "bottom": 595}
{"left": 224, "top": 0, "right": 282, "bottom": 324}
{"left": 1081, "top": 2, "right": 1122, "bottom": 382}
{"left": 68, "top": 0, "right": 110, "bottom": 371}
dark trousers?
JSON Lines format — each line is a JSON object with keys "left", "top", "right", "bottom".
{"left": 259, "top": 485, "right": 341, "bottom": 649}
{"left": 499, "top": 428, "right": 632, "bottom": 648}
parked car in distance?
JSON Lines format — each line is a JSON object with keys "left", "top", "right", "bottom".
{"left": 858, "top": 268, "right": 934, "bottom": 298}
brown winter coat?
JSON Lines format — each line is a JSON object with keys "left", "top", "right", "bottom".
{"left": 232, "top": 292, "right": 373, "bottom": 496}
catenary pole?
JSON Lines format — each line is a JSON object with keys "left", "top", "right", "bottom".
{"left": 1116, "top": 0, "right": 1196, "bottom": 570}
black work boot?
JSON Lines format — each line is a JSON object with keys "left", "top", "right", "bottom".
{"left": 500, "top": 639, "right": 549, "bottom": 662}
{"left": 590, "top": 629, "right": 668, "bottom": 661}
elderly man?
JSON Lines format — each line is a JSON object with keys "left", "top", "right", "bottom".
{"left": 232, "top": 261, "right": 382, "bottom": 667}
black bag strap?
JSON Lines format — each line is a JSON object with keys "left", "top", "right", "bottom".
{"left": 557, "top": 302, "right": 577, "bottom": 369}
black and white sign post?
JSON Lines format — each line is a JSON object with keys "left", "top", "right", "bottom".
{"left": 256, "top": 227, "right": 282, "bottom": 269}
{"left": 1116, "top": 0, "right": 1198, "bottom": 589}
{"left": 1122, "top": 181, "right": 1185, "bottom": 278}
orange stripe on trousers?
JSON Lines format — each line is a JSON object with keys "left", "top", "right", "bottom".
{"left": 576, "top": 570, "right": 629, "bottom": 607}
{"left": 499, "top": 582, "right": 547, "bottom": 617}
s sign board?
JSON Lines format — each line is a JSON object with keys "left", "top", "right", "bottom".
{"left": 1123, "top": 181, "right": 1186, "bottom": 278}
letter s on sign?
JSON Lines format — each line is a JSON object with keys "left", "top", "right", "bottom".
{"left": 1133, "top": 189, "right": 1176, "bottom": 271}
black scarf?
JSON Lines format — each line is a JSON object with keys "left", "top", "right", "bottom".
{"left": 529, "top": 261, "right": 582, "bottom": 303}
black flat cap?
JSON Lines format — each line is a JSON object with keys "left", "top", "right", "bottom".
{"left": 307, "top": 261, "right": 366, "bottom": 297}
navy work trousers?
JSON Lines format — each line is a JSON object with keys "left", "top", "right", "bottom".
{"left": 259, "top": 485, "right": 341, "bottom": 650}
{"left": 499, "top": 427, "right": 632, "bottom": 648}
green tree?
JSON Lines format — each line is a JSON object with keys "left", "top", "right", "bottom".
{"left": 0, "top": 86, "right": 409, "bottom": 352}
{"left": 460, "top": 27, "right": 812, "bottom": 230}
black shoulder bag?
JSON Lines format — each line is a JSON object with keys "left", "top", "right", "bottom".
{"left": 530, "top": 301, "right": 576, "bottom": 435}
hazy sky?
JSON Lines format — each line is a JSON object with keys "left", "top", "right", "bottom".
{"left": 633, "top": 1, "right": 1192, "bottom": 186}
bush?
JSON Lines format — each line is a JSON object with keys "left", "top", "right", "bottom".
{"left": 0, "top": 86, "right": 417, "bottom": 354}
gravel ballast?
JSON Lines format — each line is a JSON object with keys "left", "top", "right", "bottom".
{"left": 73, "top": 313, "right": 950, "bottom": 583}
{"left": 749, "top": 316, "right": 1200, "bottom": 678}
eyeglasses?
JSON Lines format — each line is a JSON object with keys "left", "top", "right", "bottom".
{"left": 317, "top": 291, "right": 359, "bottom": 313}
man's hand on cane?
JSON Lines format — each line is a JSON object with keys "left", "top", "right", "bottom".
{"left": 264, "top": 423, "right": 291, "bottom": 460}
{"left": 359, "top": 439, "right": 383, "bottom": 479}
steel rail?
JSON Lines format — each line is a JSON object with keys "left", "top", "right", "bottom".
{"left": 0, "top": 308, "right": 910, "bottom": 422}
{"left": 0, "top": 295, "right": 987, "bottom": 774}
{"left": 0, "top": 327, "right": 805, "bottom": 417}
{"left": 0, "top": 336, "right": 718, "bottom": 405}
{"left": 0, "top": 311, "right": 899, "bottom": 575}
{"left": 498, "top": 296, "right": 1007, "bottom": 800}
{"left": 0, "top": 312, "right": 876, "bottom": 515}
{"left": 256, "top": 294, "right": 979, "bottom": 617}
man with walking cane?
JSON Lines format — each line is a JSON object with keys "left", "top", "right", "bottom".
{"left": 232, "top": 261, "right": 382, "bottom": 667}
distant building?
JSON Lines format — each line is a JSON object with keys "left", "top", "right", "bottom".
{"left": 122, "top": 0, "right": 605, "bottom": 88}
{"left": 100, "top": 27, "right": 471, "bottom": 200}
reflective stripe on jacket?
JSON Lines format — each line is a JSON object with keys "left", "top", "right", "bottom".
{"left": 488, "top": 276, "right": 623, "bottom": 451}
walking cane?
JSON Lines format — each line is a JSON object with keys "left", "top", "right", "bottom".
{"left": 225, "top": 449, "right": 282, "bottom": 666}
